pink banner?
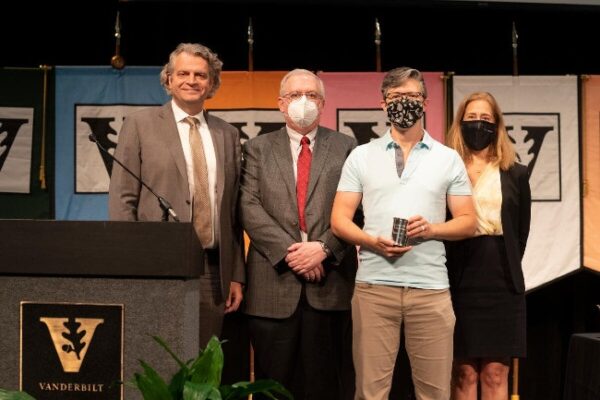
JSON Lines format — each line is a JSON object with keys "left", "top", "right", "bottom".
{"left": 318, "top": 72, "right": 446, "bottom": 144}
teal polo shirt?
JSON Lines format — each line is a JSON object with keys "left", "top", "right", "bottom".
{"left": 337, "top": 130, "right": 471, "bottom": 289}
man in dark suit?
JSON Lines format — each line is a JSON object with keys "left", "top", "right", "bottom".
{"left": 240, "top": 69, "right": 358, "bottom": 399}
{"left": 108, "top": 43, "right": 245, "bottom": 352}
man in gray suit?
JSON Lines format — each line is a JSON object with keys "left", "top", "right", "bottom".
{"left": 108, "top": 43, "right": 245, "bottom": 352}
{"left": 240, "top": 69, "right": 358, "bottom": 399}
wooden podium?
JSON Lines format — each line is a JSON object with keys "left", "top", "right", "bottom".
{"left": 0, "top": 220, "right": 203, "bottom": 399}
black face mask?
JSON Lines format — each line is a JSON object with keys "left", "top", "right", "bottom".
{"left": 460, "top": 120, "right": 497, "bottom": 151}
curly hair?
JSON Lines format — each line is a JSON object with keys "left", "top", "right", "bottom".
{"left": 159, "top": 43, "right": 223, "bottom": 99}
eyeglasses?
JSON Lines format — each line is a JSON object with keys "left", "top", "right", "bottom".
{"left": 282, "top": 91, "right": 323, "bottom": 101}
{"left": 385, "top": 91, "right": 424, "bottom": 102}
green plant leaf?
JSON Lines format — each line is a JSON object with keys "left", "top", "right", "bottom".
{"left": 183, "top": 382, "right": 222, "bottom": 400}
{"left": 0, "top": 389, "right": 36, "bottom": 400}
{"left": 152, "top": 335, "right": 188, "bottom": 370}
{"left": 132, "top": 360, "right": 173, "bottom": 400}
{"left": 132, "top": 335, "right": 291, "bottom": 400}
{"left": 221, "top": 380, "right": 293, "bottom": 400}
{"left": 168, "top": 367, "right": 189, "bottom": 399}
{"left": 189, "top": 336, "right": 223, "bottom": 387}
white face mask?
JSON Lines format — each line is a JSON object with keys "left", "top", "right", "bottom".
{"left": 287, "top": 96, "right": 319, "bottom": 128}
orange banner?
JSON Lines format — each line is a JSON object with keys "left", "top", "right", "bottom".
{"left": 583, "top": 75, "right": 600, "bottom": 272}
{"left": 204, "top": 72, "right": 286, "bottom": 145}
{"left": 205, "top": 71, "right": 287, "bottom": 255}
{"left": 205, "top": 71, "right": 286, "bottom": 109}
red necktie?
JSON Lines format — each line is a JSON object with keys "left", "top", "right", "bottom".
{"left": 296, "top": 136, "right": 312, "bottom": 232}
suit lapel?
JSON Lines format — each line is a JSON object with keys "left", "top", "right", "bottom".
{"left": 206, "top": 111, "right": 225, "bottom": 209}
{"left": 500, "top": 168, "right": 512, "bottom": 235}
{"left": 500, "top": 169, "right": 511, "bottom": 226}
{"left": 160, "top": 104, "right": 189, "bottom": 188}
{"left": 272, "top": 128, "right": 297, "bottom": 204}
{"left": 306, "top": 127, "right": 330, "bottom": 202}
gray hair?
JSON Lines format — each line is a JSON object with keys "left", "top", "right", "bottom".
{"left": 381, "top": 67, "right": 428, "bottom": 99}
{"left": 279, "top": 69, "right": 325, "bottom": 98}
{"left": 159, "top": 43, "right": 223, "bottom": 98}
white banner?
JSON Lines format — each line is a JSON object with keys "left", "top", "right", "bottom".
{"left": 453, "top": 76, "right": 580, "bottom": 290}
{"left": 0, "top": 107, "right": 34, "bottom": 193}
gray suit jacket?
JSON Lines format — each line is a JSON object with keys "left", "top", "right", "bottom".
{"left": 108, "top": 102, "right": 245, "bottom": 295}
{"left": 240, "top": 126, "right": 358, "bottom": 318}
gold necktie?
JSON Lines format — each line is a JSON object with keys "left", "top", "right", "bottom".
{"left": 185, "top": 116, "right": 212, "bottom": 246}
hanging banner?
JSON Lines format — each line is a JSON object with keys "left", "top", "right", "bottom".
{"left": 204, "top": 71, "right": 287, "bottom": 253}
{"left": 55, "top": 67, "right": 168, "bottom": 220}
{"left": 0, "top": 107, "right": 33, "bottom": 193}
{"left": 453, "top": 76, "right": 580, "bottom": 289}
{"left": 318, "top": 72, "right": 446, "bottom": 144}
{"left": 0, "top": 68, "right": 52, "bottom": 218}
{"left": 583, "top": 75, "right": 600, "bottom": 273}
{"left": 204, "top": 71, "right": 287, "bottom": 143}
{"left": 54, "top": 69, "right": 447, "bottom": 220}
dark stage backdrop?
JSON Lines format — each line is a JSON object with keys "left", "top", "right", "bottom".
{"left": 2, "top": 0, "right": 600, "bottom": 75}
{"left": 2, "top": 1, "right": 600, "bottom": 399}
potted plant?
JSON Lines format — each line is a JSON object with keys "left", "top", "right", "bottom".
{"left": 131, "top": 335, "right": 292, "bottom": 400}
{"left": 1, "top": 335, "right": 291, "bottom": 400}
{"left": 0, "top": 390, "right": 35, "bottom": 400}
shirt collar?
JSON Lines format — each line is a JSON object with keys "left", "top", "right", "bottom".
{"left": 383, "top": 129, "right": 434, "bottom": 151}
{"left": 287, "top": 126, "right": 318, "bottom": 148}
{"left": 171, "top": 100, "right": 207, "bottom": 126}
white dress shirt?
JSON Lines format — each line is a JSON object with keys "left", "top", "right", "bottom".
{"left": 172, "top": 100, "right": 218, "bottom": 248}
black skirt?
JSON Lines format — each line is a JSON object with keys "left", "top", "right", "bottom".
{"left": 449, "top": 235, "right": 526, "bottom": 359}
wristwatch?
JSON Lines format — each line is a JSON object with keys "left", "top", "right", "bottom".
{"left": 318, "top": 240, "right": 333, "bottom": 259}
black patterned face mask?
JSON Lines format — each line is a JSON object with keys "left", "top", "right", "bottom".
{"left": 386, "top": 97, "right": 424, "bottom": 129}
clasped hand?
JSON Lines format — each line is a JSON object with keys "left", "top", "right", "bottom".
{"left": 285, "top": 241, "right": 327, "bottom": 282}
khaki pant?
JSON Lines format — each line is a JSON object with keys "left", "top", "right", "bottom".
{"left": 352, "top": 283, "right": 455, "bottom": 400}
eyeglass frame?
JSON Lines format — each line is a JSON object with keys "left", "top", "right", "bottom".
{"left": 384, "top": 91, "right": 425, "bottom": 103}
{"left": 281, "top": 91, "right": 323, "bottom": 101}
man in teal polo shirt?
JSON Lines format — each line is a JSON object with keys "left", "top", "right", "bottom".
{"left": 331, "top": 67, "right": 477, "bottom": 400}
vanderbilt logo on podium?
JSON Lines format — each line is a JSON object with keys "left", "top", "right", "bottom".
{"left": 39, "top": 317, "right": 104, "bottom": 373}
{"left": 21, "top": 302, "right": 123, "bottom": 399}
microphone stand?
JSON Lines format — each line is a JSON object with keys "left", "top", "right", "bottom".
{"left": 89, "top": 134, "right": 180, "bottom": 222}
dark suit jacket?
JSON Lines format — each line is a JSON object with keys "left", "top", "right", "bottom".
{"left": 446, "top": 163, "right": 531, "bottom": 294}
{"left": 240, "top": 126, "right": 358, "bottom": 318}
{"left": 108, "top": 102, "right": 245, "bottom": 296}
{"left": 499, "top": 163, "right": 531, "bottom": 293}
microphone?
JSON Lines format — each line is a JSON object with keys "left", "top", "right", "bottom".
{"left": 89, "top": 133, "right": 180, "bottom": 222}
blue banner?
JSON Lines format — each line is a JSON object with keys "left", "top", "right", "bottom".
{"left": 55, "top": 67, "right": 168, "bottom": 220}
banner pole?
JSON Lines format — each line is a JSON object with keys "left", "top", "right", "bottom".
{"left": 511, "top": 357, "right": 520, "bottom": 400}
{"left": 248, "top": 18, "right": 254, "bottom": 72}
{"left": 375, "top": 18, "right": 381, "bottom": 72}
{"left": 512, "top": 22, "right": 519, "bottom": 76}
{"left": 39, "top": 65, "right": 52, "bottom": 190}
